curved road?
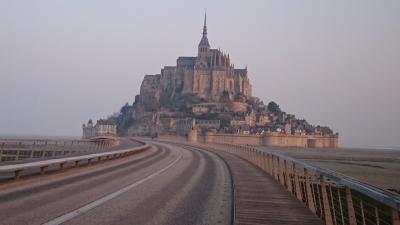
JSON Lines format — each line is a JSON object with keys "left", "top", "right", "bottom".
{"left": 0, "top": 141, "right": 232, "bottom": 225}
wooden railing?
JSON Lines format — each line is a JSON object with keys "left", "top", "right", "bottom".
{"left": 212, "top": 142, "right": 400, "bottom": 225}
{"left": 0, "top": 138, "right": 119, "bottom": 162}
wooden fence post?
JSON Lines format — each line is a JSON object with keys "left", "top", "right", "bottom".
{"left": 346, "top": 188, "right": 357, "bottom": 225}
{"left": 293, "top": 164, "right": 303, "bottom": 201}
{"left": 320, "top": 176, "right": 333, "bottom": 225}
{"left": 337, "top": 189, "right": 345, "bottom": 225}
{"left": 0, "top": 142, "right": 4, "bottom": 161}
{"left": 392, "top": 209, "right": 400, "bottom": 225}
{"left": 16, "top": 142, "right": 22, "bottom": 160}
{"left": 329, "top": 185, "right": 337, "bottom": 225}
{"left": 275, "top": 157, "right": 282, "bottom": 184}
{"left": 284, "top": 160, "right": 291, "bottom": 192}
{"left": 304, "top": 168, "right": 316, "bottom": 213}
{"left": 30, "top": 141, "right": 36, "bottom": 158}
{"left": 268, "top": 154, "right": 273, "bottom": 176}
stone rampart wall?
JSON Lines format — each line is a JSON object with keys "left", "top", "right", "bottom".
{"left": 196, "top": 132, "right": 338, "bottom": 148}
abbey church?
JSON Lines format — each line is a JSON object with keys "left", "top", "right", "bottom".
{"left": 140, "top": 13, "right": 252, "bottom": 104}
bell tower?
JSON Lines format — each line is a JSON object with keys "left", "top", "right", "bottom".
{"left": 198, "top": 11, "right": 210, "bottom": 59}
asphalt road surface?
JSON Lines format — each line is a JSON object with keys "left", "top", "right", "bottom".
{"left": 0, "top": 141, "right": 232, "bottom": 225}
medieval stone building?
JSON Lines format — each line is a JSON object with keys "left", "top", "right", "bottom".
{"left": 82, "top": 119, "right": 117, "bottom": 139}
{"left": 139, "top": 13, "right": 252, "bottom": 105}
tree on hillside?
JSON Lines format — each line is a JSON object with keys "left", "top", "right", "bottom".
{"left": 120, "top": 103, "right": 131, "bottom": 114}
{"left": 267, "top": 101, "right": 282, "bottom": 114}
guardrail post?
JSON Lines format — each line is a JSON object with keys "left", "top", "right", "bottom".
{"left": 40, "top": 166, "right": 48, "bottom": 175}
{"left": 262, "top": 153, "right": 268, "bottom": 173}
{"left": 259, "top": 152, "right": 264, "bottom": 170}
{"left": 345, "top": 188, "right": 357, "bottom": 225}
{"left": 284, "top": 160, "right": 292, "bottom": 193}
{"left": 304, "top": 168, "right": 316, "bottom": 213}
{"left": 360, "top": 200, "right": 366, "bottom": 225}
{"left": 0, "top": 142, "right": 4, "bottom": 161}
{"left": 277, "top": 157, "right": 285, "bottom": 186}
{"left": 271, "top": 155, "right": 276, "bottom": 179}
{"left": 266, "top": 154, "right": 271, "bottom": 175}
{"left": 320, "top": 176, "right": 333, "bottom": 225}
{"left": 337, "top": 189, "right": 345, "bottom": 225}
{"left": 328, "top": 185, "right": 337, "bottom": 225}
{"left": 275, "top": 156, "right": 280, "bottom": 182}
{"left": 392, "top": 209, "right": 400, "bottom": 225}
{"left": 293, "top": 164, "right": 302, "bottom": 201}
{"left": 15, "top": 169, "right": 23, "bottom": 179}
{"left": 253, "top": 150, "right": 257, "bottom": 166}
{"left": 16, "top": 142, "right": 22, "bottom": 160}
{"left": 30, "top": 141, "right": 36, "bottom": 158}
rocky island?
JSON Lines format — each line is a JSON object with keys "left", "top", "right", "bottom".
{"left": 108, "top": 14, "right": 339, "bottom": 148}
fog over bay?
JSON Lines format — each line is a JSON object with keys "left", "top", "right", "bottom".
{"left": 0, "top": 1, "right": 399, "bottom": 148}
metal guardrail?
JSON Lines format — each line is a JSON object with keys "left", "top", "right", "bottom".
{"left": 212, "top": 142, "right": 400, "bottom": 225}
{"left": 0, "top": 138, "right": 119, "bottom": 162}
{"left": 0, "top": 141, "right": 150, "bottom": 179}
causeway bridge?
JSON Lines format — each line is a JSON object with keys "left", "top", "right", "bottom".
{"left": 0, "top": 137, "right": 399, "bottom": 225}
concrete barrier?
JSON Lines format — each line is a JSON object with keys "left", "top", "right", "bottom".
{"left": 0, "top": 141, "right": 150, "bottom": 179}
{"left": 0, "top": 138, "right": 120, "bottom": 162}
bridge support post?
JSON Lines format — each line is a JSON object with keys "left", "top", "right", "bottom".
{"left": 392, "top": 209, "right": 400, "bottom": 225}
{"left": 320, "top": 176, "right": 333, "bottom": 225}
{"left": 346, "top": 188, "right": 357, "bottom": 225}
{"left": 304, "top": 168, "right": 316, "bottom": 213}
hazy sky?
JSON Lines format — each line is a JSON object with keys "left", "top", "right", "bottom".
{"left": 1, "top": 1, "right": 399, "bottom": 148}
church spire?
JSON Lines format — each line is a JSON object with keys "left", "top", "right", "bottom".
{"left": 198, "top": 10, "right": 210, "bottom": 48}
{"left": 203, "top": 10, "right": 207, "bottom": 36}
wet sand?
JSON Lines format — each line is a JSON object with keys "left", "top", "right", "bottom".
{"left": 259, "top": 146, "right": 400, "bottom": 192}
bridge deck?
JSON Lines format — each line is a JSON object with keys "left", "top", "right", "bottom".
{"left": 218, "top": 150, "right": 324, "bottom": 225}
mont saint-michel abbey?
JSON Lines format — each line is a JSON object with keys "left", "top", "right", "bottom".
{"left": 142, "top": 14, "right": 252, "bottom": 102}
{"left": 110, "top": 13, "right": 339, "bottom": 149}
